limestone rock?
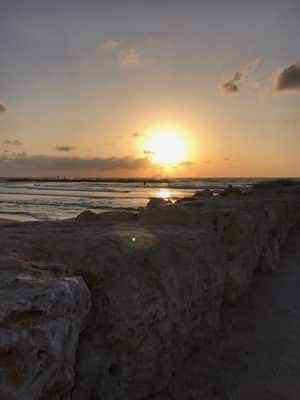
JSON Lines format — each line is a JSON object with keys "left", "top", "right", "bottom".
{"left": 0, "top": 181, "right": 299, "bottom": 399}
{"left": 0, "top": 257, "right": 91, "bottom": 400}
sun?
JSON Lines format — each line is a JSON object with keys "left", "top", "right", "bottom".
{"left": 144, "top": 128, "right": 187, "bottom": 166}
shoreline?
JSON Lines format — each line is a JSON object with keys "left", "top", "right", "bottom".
{"left": 0, "top": 178, "right": 298, "bottom": 223}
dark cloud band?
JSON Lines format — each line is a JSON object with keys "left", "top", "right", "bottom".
{"left": 0, "top": 154, "right": 151, "bottom": 174}
{"left": 55, "top": 146, "right": 76, "bottom": 152}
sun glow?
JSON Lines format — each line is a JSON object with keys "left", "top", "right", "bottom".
{"left": 144, "top": 128, "right": 188, "bottom": 166}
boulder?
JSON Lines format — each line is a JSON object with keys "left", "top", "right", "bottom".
{"left": 146, "top": 198, "right": 172, "bottom": 209}
{"left": 193, "top": 189, "right": 214, "bottom": 198}
{"left": 0, "top": 257, "right": 91, "bottom": 400}
{"left": 220, "top": 185, "right": 243, "bottom": 197}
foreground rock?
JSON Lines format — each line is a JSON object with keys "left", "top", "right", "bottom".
{"left": 141, "top": 182, "right": 300, "bottom": 304}
{"left": 0, "top": 180, "right": 298, "bottom": 399}
{"left": 0, "top": 257, "right": 90, "bottom": 400}
{"left": 0, "top": 225, "right": 224, "bottom": 400}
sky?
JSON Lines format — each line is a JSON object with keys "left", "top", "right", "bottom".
{"left": 0, "top": 0, "right": 299, "bottom": 177}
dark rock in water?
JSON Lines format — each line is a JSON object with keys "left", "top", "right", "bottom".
{"left": 175, "top": 196, "right": 196, "bottom": 205}
{"left": 76, "top": 209, "right": 97, "bottom": 221}
{"left": 193, "top": 189, "right": 213, "bottom": 198}
{"left": 146, "top": 197, "right": 172, "bottom": 208}
{"left": 220, "top": 185, "right": 243, "bottom": 197}
{"left": 175, "top": 190, "right": 213, "bottom": 205}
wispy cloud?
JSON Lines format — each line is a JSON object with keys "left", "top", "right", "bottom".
{"left": 133, "top": 132, "right": 143, "bottom": 137}
{"left": 55, "top": 146, "right": 76, "bottom": 152}
{"left": 274, "top": 62, "right": 300, "bottom": 92}
{"left": 119, "top": 48, "right": 140, "bottom": 66}
{"left": 103, "top": 40, "right": 121, "bottom": 49}
{"left": 103, "top": 39, "right": 145, "bottom": 67}
{"left": 220, "top": 58, "right": 261, "bottom": 95}
{"left": 0, "top": 104, "right": 7, "bottom": 113}
{"left": 3, "top": 139, "right": 23, "bottom": 146}
{"left": 221, "top": 72, "right": 241, "bottom": 95}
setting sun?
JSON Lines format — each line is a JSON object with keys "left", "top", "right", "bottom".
{"left": 144, "top": 129, "right": 188, "bottom": 166}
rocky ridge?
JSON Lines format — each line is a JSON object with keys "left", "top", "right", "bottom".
{"left": 0, "top": 180, "right": 299, "bottom": 399}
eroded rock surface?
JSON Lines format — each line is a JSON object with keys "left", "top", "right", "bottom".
{"left": 0, "top": 257, "right": 90, "bottom": 400}
{"left": 0, "top": 180, "right": 298, "bottom": 399}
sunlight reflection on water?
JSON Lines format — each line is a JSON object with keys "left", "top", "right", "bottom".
{"left": 156, "top": 188, "right": 171, "bottom": 199}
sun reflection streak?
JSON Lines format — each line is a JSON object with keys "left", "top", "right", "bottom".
{"left": 156, "top": 188, "right": 172, "bottom": 200}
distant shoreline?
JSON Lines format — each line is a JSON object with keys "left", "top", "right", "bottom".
{"left": 0, "top": 178, "right": 299, "bottom": 223}
{"left": 1, "top": 177, "right": 299, "bottom": 183}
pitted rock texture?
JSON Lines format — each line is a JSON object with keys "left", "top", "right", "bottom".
{"left": 0, "top": 257, "right": 90, "bottom": 400}
{"left": 0, "top": 180, "right": 298, "bottom": 399}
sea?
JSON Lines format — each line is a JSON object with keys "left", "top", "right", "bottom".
{"left": 0, "top": 177, "right": 290, "bottom": 222}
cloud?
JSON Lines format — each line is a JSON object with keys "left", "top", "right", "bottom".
{"left": 133, "top": 132, "right": 143, "bottom": 137}
{"left": 242, "top": 58, "right": 261, "bottom": 75}
{"left": 3, "top": 139, "right": 23, "bottom": 146}
{"left": 0, "top": 104, "right": 7, "bottom": 113}
{"left": 274, "top": 62, "right": 300, "bottom": 92}
{"left": 224, "top": 157, "right": 231, "bottom": 162}
{"left": 221, "top": 72, "right": 241, "bottom": 94}
{"left": 103, "top": 40, "right": 121, "bottom": 49}
{"left": 220, "top": 58, "right": 261, "bottom": 95}
{"left": 103, "top": 39, "right": 144, "bottom": 67}
{"left": 144, "top": 150, "right": 154, "bottom": 155}
{"left": 0, "top": 154, "right": 152, "bottom": 174}
{"left": 119, "top": 48, "right": 140, "bottom": 66}
{"left": 55, "top": 146, "right": 76, "bottom": 152}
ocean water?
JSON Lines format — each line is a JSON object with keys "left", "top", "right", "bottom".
{"left": 0, "top": 178, "right": 267, "bottom": 221}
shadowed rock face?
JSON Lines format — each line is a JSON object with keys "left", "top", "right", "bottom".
{"left": 0, "top": 181, "right": 299, "bottom": 399}
{"left": 0, "top": 226, "right": 224, "bottom": 400}
{"left": 0, "top": 258, "right": 91, "bottom": 400}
